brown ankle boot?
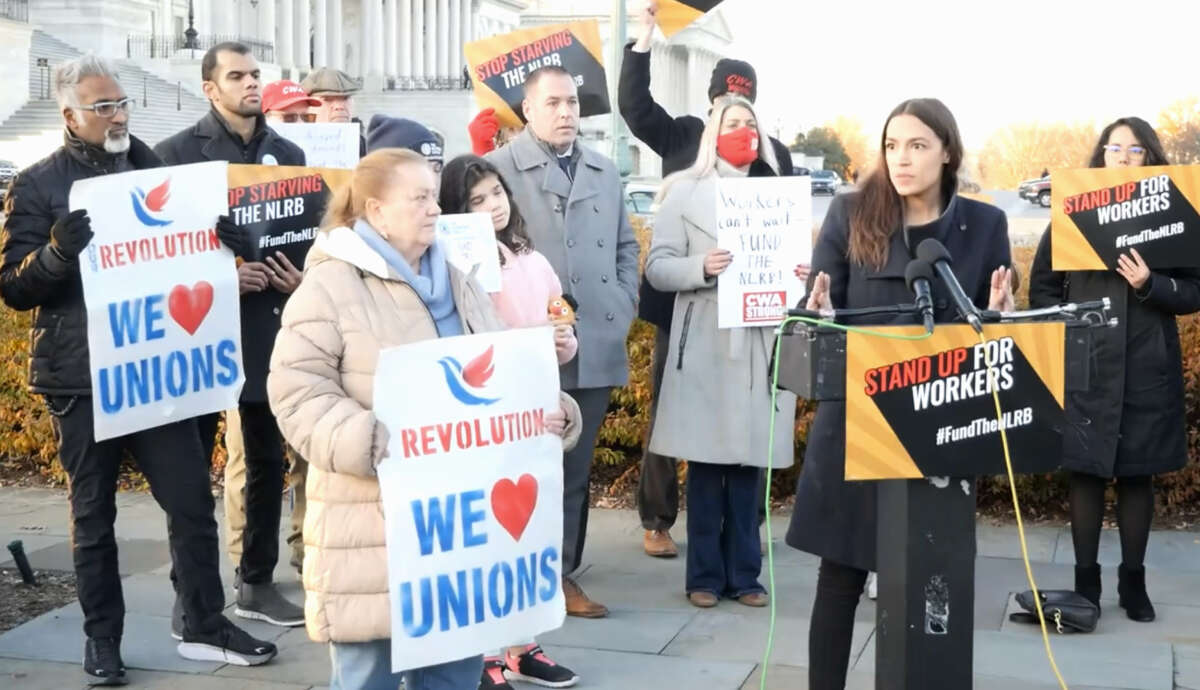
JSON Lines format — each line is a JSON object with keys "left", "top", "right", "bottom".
{"left": 563, "top": 577, "right": 608, "bottom": 618}
{"left": 643, "top": 530, "right": 678, "bottom": 558}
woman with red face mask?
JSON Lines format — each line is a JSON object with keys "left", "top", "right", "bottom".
{"left": 644, "top": 96, "right": 801, "bottom": 608}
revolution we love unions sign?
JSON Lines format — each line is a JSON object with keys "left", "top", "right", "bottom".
{"left": 374, "top": 327, "right": 566, "bottom": 671}
{"left": 71, "top": 161, "right": 244, "bottom": 441}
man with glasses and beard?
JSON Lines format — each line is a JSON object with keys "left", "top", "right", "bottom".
{"left": 0, "top": 54, "right": 277, "bottom": 685}
{"left": 156, "top": 42, "right": 308, "bottom": 635}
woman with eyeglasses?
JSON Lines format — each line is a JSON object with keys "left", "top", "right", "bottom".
{"left": 1029, "top": 117, "right": 1200, "bottom": 623}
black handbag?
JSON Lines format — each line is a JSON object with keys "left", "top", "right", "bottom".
{"left": 1008, "top": 589, "right": 1099, "bottom": 633}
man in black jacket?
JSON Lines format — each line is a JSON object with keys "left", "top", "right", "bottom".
{"left": 0, "top": 55, "right": 277, "bottom": 685}
{"left": 618, "top": 1, "right": 793, "bottom": 558}
{"left": 156, "top": 42, "right": 307, "bottom": 632}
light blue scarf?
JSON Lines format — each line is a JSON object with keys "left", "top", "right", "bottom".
{"left": 352, "top": 218, "right": 463, "bottom": 337}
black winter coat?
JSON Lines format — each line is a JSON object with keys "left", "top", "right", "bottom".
{"left": 0, "top": 133, "right": 163, "bottom": 395}
{"left": 155, "top": 110, "right": 306, "bottom": 403}
{"left": 617, "top": 43, "right": 794, "bottom": 330}
{"left": 785, "top": 192, "right": 1011, "bottom": 572}
{"left": 1029, "top": 228, "right": 1200, "bottom": 477}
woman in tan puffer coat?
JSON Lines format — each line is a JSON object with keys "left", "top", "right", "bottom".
{"left": 266, "top": 148, "right": 580, "bottom": 690}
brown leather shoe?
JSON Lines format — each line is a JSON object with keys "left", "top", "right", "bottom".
{"left": 738, "top": 592, "right": 769, "bottom": 607}
{"left": 643, "top": 529, "right": 678, "bottom": 558}
{"left": 563, "top": 577, "right": 608, "bottom": 618}
{"left": 688, "top": 591, "right": 719, "bottom": 608}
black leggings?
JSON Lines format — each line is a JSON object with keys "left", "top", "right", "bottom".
{"left": 1070, "top": 472, "right": 1154, "bottom": 568}
{"left": 808, "top": 558, "right": 868, "bottom": 690}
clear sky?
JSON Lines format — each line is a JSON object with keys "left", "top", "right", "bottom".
{"left": 720, "top": 0, "right": 1199, "bottom": 149}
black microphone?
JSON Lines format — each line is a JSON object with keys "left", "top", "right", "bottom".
{"left": 915, "top": 238, "right": 983, "bottom": 334}
{"left": 904, "top": 259, "right": 936, "bottom": 334}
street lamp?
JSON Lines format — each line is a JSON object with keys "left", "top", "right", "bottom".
{"left": 183, "top": 0, "right": 199, "bottom": 49}
{"left": 610, "top": 0, "right": 632, "bottom": 179}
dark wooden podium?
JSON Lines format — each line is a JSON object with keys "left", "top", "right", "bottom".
{"left": 777, "top": 307, "right": 1108, "bottom": 689}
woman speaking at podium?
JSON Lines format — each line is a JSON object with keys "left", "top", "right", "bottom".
{"left": 1029, "top": 118, "right": 1200, "bottom": 624}
{"left": 787, "top": 98, "right": 1013, "bottom": 689}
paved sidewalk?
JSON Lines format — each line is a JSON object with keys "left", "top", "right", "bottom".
{"left": 0, "top": 486, "right": 1197, "bottom": 689}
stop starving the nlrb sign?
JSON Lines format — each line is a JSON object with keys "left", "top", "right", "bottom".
{"left": 71, "top": 161, "right": 244, "bottom": 441}
{"left": 373, "top": 326, "right": 566, "bottom": 671}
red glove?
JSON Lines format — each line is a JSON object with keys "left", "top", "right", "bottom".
{"left": 468, "top": 108, "right": 500, "bottom": 155}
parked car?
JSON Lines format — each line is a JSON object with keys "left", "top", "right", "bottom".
{"left": 625, "top": 182, "right": 659, "bottom": 225}
{"left": 811, "top": 169, "right": 840, "bottom": 196}
{"left": 793, "top": 166, "right": 811, "bottom": 177}
{"left": 0, "top": 160, "right": 16, "bottom": 205}
{"left": 1018, "top": 174, "right": 1052, "bottom": 208}
{"left": 958, "top": 177, "right": 981, "bottom": 194}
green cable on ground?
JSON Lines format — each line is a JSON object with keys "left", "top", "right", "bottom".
{"left": 760, "top": 316, "right": 933, "bottom": 690}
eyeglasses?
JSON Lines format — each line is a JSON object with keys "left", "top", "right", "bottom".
{"left": 275, "top": 112, "right": 316, "bottom": 123}
{"left": 77, "top": 98, "right": 135, "bottom": 118}
{"left": 1104, "top": 144, "right": 1146, "bottom": 158}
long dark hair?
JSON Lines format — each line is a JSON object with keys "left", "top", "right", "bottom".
{"left": 438, "top": 155, "right": 533, "bottom": 267}
{"left": 849, "top": 98, "right": 964, "bottom": 269}
{"left": 1087, "top": 117, "right": 1170, "bottom": 168}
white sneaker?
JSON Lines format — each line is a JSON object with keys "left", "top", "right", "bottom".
{"left": 867, "top": 572, "right": 878, "bottom": 600}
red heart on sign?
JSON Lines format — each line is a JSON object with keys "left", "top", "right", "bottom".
{"left": 168, "top": 282, "right": 214, "bottom": 335}
{"left": 491, "top": 474, "right": 538, "bottom": 541}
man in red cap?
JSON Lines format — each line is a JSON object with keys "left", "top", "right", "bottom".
{"left": 261, "top": 79, "right": 321, "bottom": 123}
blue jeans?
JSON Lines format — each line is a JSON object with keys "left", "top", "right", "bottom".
{"left": 329, "top": 639, "right": 483, "bottom": 690}
{"left": 685, "top": 461, "right": 765, "bottom": 597}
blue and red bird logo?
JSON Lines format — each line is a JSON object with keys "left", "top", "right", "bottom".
{"left": 438, "top": 345, "right": 500, "bottom": 406}
{"left": 130, "top": 178, "right": 173, "bottom": 227}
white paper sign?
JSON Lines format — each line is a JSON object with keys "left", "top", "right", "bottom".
{"left": 71, "top": 161, "right": 244, "bottom": 441}
{"left": 436, "top": 213, "right": 503, "bottom": 293}
{"left": 269, "top": 122, "right": 360, "bottom": 169}
{"left": 716, "top": 177, "right": 813, "bottom": 328}
{"left": 374, "top": 327, "right": 565, "bottom": 671}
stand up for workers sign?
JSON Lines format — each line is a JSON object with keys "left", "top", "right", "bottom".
{"left": 71, "top": 161, "right": 243, "bottom": 441}
{"left": 374, "top": 327, "right": 566, "bottom": 671}
{"left": 716, "top": 177, "right": 812, "bottom": 328}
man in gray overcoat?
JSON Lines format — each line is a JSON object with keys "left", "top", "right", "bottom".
{"left": 486, "top": 65, "right": 640, "bottom": 618}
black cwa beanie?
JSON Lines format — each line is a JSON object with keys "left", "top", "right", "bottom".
{"left": 366, "top": 115, "right": 444, "bottom": 160}
{"left": 708, "top": 58, "right": 757, "bottom": 103}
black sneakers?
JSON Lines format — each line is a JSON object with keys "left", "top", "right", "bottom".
{"left": 480, "top": 657, "right": 515, "bottom": 689}
{"left": 176, "top": 616, "right": 277, "bottom": 666}
{"left": 504, "top": 645, "right": 580, "bottom": 688}
{"left": 234, "top": 582, "right": 305, "bottom": 627}
{"left": 83, "top": 636, "right": 127, "bottom": 686}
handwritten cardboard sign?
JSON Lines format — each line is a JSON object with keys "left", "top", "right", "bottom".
{"left": 269, "top": 122, "right": 360, "bottom": 169}
{"left": 715, "top": 177, "right": 812, "bottom": 328}
{"left": 436, "top": 213, "right": 503, "bottom": 293}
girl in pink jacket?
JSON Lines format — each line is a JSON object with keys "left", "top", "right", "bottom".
{"left": 439, "top": 154, "right": 580, "bottom": 689}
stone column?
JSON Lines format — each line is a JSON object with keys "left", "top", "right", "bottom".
{"left": 313, "top": 0, "right": 327, "bottom": 66}
{"left": 412, "top": 0, "right": 424, "bottom": 83}
{"left": 295, "top": 0, "right": 311, "bottom": 72}
{"left": 398, "top": 0, "right": 412, "bottom": 82}
{"left": 363, "top": 0, "right": 384, "bottom": 88}
{"left": 448, "top": 0, "right": 459, "bottom": 82}
{"left": 384, "top": 0, "right": 397, "bottom": 81}
{"left": 327, "top": 0, "right": 343, "bottom": 69}
{"left": 423, "top": 0, "right": 435, "bottom": 81}
{"left": 436, "top": 0, "right": 448, "bottom": 81}
{"left": 278, "top": 0, "right": 295, "bottom": 73}
{"left": 259, "top": 0, "right": 275, "bottom": 51}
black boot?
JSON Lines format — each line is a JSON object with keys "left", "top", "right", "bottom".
{"left": 83, "top": 637, "right": 127, "bottom": 686}
{"left": 1117, "top": 563, "right": 1156, "bottom": 622}
{"left": 1073, "top": 563, "right": 1102, "bottom": 613}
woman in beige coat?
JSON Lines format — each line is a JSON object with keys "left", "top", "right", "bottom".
{"left": 645, "top": 96, "right": 799, "bottom": 609}
{"left": 266, "top": 148, "right": 580, "bottom": 690}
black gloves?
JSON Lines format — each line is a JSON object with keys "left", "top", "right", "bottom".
{"left": 216, "top": 214, "right": 248, "bottom": 258}
{"left": 49, "top": 209, "right": 93, "bottom": 259}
